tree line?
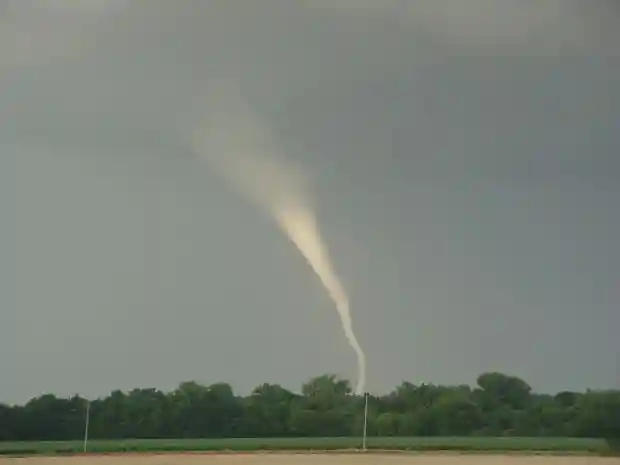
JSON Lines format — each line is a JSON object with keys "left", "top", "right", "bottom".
{"left": 0, "top": 372, "right": 618, "bottom": 443}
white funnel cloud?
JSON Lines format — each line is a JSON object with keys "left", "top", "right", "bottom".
{"left": 190, "top": 96, "right": 366, "bottom": 395}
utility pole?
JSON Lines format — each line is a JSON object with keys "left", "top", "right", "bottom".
{"left": 83, "top": 400, "right": 90, "bottom": 453}
{"left": 362, "top": 392, "right": 369, "bottom": 451}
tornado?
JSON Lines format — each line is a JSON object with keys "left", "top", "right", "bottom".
{"left": 190, "top": 96, "right": 366, "bottom": 395}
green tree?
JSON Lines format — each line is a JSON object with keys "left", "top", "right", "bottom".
{"left": 243, "top": 384, "right": 295, "bottom": 437}
{"left": 476, "top": 372, "right": 532, "bottom": 410}
{"left": 573, "top": 390, "right": 620, "bottom": 449}
{"left": 2, "top": 372, "right": 618, "bottom": 442}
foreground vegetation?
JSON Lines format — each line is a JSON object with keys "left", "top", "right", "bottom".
{"left": 0, "top": 372, "right": 618, "bottom": 455}
{"left": 0, "top": 437, "right": 612, "bottom": 456}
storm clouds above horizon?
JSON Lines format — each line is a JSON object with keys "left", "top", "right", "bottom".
{"left": 3, "top": 0, "right": 619, "bottom": 403}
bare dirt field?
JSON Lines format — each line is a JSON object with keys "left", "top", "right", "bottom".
{"left": 1, "top": 454, "right": 619, "bottom": 465}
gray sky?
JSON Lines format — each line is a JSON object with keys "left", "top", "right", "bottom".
{"left": 4, "top": 0, "right": 619, "bottom": 404}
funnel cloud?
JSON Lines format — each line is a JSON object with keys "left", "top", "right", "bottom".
{"left": 191, "top": 97, "right": 366, "bottom": 395}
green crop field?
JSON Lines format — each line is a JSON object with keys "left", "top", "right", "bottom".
{"left": 0, "top": 437, "right": 611, "bottom": 456}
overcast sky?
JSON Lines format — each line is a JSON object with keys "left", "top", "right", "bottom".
{"left": 3, "top": 0, "right": 619, "bottom": 404}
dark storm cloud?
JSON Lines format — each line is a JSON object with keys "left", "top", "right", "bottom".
{"left": 3, "top": 1, "right": 619, "bottom": 403}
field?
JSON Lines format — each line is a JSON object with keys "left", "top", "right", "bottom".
{"left": 1, "top": 454, "right": 620, "bottom": 465}
{"left": 0, "top": 437, "right": 613, "bottom": 457}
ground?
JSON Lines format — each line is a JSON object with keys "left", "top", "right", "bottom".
{"left": 1, "top": 454, "right": 619, "bottom": 465}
